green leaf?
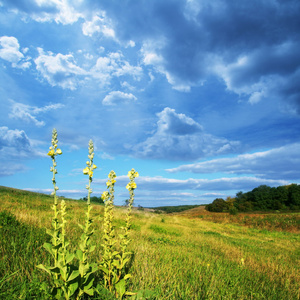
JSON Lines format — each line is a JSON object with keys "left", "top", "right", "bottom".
{"left": 67, "top": 281, "right": 79, "bottom": 297}
{"left": 36, "top": 264, "right": 51, "bottom": 275}
{"left": 75, "top": 249, "right": 83, "bottom": 261}
{"left": 112, "top": 260, "right": 121, "bottom": 269}
{"left": 83, "top": 287, "right": 94, "bottom": 296}
{"left": 65, "top": 252, "right": 75, "bottom": 264}
{"left": 67, "top": 270, "right": 80, "bottom": 282}
{"left": 124, "top": 274, "right": 131, "bottom": 280}
{"left": 115, "top": 279, "right": 126, "bottom": 299}
{"left": 98, "top": 266, "right": 109, "bottom": 275}
{"left": 60, "top": 266, "right": 67, "bottom": 281}
{"left": 43, "top": 242, "right": 53, "bottom": 254}
{"left": 46, "top": 228, "right": 54, "bottom": 237}
{"left": 83, "top": 273, "right": 94, "bottom": 290}
{"left": 89, "top": 245, "right": 96, "bottom": 253}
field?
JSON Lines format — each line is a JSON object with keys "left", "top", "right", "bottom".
{"left": 0, "top": 186, "right": 300, "bottom": 299}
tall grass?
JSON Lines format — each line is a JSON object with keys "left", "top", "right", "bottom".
{"left": 1, "top": 190, "right": 300, "bottom": 299}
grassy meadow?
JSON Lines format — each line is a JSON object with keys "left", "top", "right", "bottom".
{"left": 0, "top": 186, "right": 300, "bottom": 299}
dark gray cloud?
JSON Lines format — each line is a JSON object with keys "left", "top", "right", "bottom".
{"left": 88, "top": 0, "right": 300, "bottom": 108}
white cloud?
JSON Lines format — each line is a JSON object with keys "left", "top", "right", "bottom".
{"left": 0, "top": 126, "right": 44, "bottom": 158}
{"left": 166, "top": 143, "right": 300, "bottom": 180}
{"left": 134, "top": 107, "right": 239, "bottom": 160}
{"left": 9, "top": 100, "right": 64, "bottom": 126}
{"left": 91, "top": 51, "right": 142, "bottom": 84}
{"left": 34, "top": 48, "right": 87, "bottom": 90}
{"left": 24, "top": 0, "right": 82, "bottom": 25}
{"left": 0, "top": 36, "right": 31, "bottom": 69}
{"left": 98, "top": 174, "right": 288, "bottom": 193}
{"left": 102, "top": 91, "right": 137, "bottom": 106}
{"left": 82, "top": 13, "right": 116, "bottom": 39}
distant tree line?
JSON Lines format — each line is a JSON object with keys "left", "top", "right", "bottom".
{"left": 206, "top": 184, "right": 300, "bottom": 213}
{"left": 153, "top": 205, "right": 201, "bottom": 214}
{"left": 79, "top": 196, "right": 104, "bottom": 204}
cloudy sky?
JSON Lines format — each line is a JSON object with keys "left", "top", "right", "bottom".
{"left": 1, "top": 0, "right": 300, "bottom": 207}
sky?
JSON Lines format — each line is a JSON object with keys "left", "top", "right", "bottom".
{"left": 1, "top": 0, "right": 300, "bottom": 207}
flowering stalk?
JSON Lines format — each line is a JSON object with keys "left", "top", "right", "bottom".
{"left": 38, "top": 129, "right": 80, "bottom": 300}
{"left": 76, "top": 139, "right": 98, "bottom": 298}
{"left": 101, "top": 170, "right": 117, "bottom": 292}
{"left": 47, "top": 128, "right": 63, "bottom": 276}
{"left": 114, "top": 169, "right": 139, "bottom": 298}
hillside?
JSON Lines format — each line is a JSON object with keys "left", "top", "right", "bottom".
{"left": 1, "top": 186, "right": 300, "bottom": 299}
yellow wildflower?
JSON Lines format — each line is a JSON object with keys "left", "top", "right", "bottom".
{"left": 126, "top": 182, "right": 137, "bottom": 190}
{"left": 56, "top": 148, "right": 62, "bottom": 155}
{"left": 48, "top": 149, "right": 55, "bottom": 156}
{"left": 102, "top": 191, "right": 109, "bottom": 200}
{"left": 83, "top": 167, "right": 89, "bottom": 175}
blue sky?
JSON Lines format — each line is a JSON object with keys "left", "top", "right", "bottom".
{"left": 1, "top": 0, "right": 300, "bottom": 207}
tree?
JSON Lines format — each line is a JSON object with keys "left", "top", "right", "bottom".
{"left": 287, "top": 184, "right": 300, "bottom": 209}
{"left": 206, "top": 198, "right": 228, "bottom": 212}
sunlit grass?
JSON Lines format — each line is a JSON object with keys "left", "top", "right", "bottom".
{"left": 1, "top": 186, "right": 300, "bottom": 299}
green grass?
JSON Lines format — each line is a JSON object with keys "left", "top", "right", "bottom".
{"left": 1, "top": 187, "right": 300, "bottom": 299}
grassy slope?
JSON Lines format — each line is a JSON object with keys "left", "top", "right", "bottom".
{"left": 0, "top": 186, "right": 300, "bottom": 299}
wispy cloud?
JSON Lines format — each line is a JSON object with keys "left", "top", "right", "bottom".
{"left": 134, "top": 176, "right": 288, "bottom": 192}
{"left": 166, "top": 143, "right": 300, "bottom": 180}
{"left": 9, "top": 100, "right": 64, "bottom": 127}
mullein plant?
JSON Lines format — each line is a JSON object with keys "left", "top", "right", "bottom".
{"left": 38, "top": 129, "right": 138, "bottom": 299}
{"left": 37, "top": 129, "right": 79, "bottom": 299}
{"left": 100, "top": 170, "right": 139, "bottom": 299}
{"left": 100, "top": 171, "right": 118, "bottom": 293}
{"left": 116, "top": 169, "right": 139, "bottom": 298}
{"left": 75, "top": 139, "right": 98, "bottom": 298}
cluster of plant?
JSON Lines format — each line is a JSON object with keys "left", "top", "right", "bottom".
{"left": 206, "top": 184, "right": 300, "bottom": 213}
{"left": 37, "top": 129, "right": 139, "bottom": 299}
{"left": 152, "top": 205, "right": 201, "bottom": 214}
